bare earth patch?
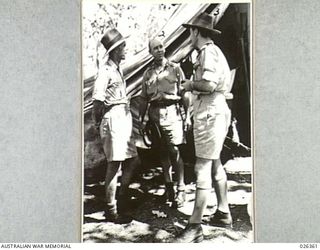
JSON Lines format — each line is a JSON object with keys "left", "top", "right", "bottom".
{"left": 83, "top": 157, "right": 253, "bottom": 243}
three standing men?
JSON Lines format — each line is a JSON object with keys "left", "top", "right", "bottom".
{"left": 174, "top": 12, "right": 233, "bottom": 242}
{"left": 92, "top": 28, "right": 138, "bottom": 222}
{"left": 91, "top": 11, "right": 233, "bottom": 237}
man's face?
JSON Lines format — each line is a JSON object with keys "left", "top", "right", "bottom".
{"left": 116, "top": 42, "right": 126, "bottom": 61}
{"left": 149, "top": 38, "right": 165, "bottom": 61}
{"left": 189, "top": 28, "right": 198, "bottom": 47}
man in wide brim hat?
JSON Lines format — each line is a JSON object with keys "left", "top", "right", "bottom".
{"left": 173, "top": 12, "right": 233, "bottom": 242}
{"left": 92, "top": 27, "right": 139, "bottom": 223}
{"left": 182, "top": 12, "right": 221, "bottom": 38}
{"left": 96, "top": 28, "right": 129, "bottom": 69}
{"left": 100, "top": 28, "right": 128, "bottom": 54}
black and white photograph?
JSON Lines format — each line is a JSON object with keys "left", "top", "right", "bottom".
{"left": 82, "top": 1, "right": 252, "bottom": 243}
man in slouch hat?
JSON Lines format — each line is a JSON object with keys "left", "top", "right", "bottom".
{"left": 174, "top": 12, "right": 233, "bottom": 242}
{"left": 92, "top": 28, "right": 138, "bottom": 222}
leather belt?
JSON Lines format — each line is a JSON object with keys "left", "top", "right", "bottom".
{"left": 150, "top": 100, "right": 179, "bottom": 108}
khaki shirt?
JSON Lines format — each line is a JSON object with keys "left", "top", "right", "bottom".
{"left": 140, "top": 59, "right": 185, "bottom": 103}
{"left": 92, "top": 59, "right": 128, "bottom": 107}
{"left": 194, "top": 41, "right": 230, "bottom": 95}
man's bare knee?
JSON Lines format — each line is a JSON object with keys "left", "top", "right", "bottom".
{"left": 168, "top": 145, "right": 180, "bottom": 163}
{"left": 212, "top": 167, "right": 227, "bottom": 182}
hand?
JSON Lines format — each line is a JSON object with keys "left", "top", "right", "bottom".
{"left": 87, "top": 123, "right": 100, "bottom": 140}
{"left": 93, "top": 123, "right": 100, "bottom": 134}
{"left": 186, "top": 116, "right": 192, "bottom": 131}
{"left": 181, "top": 79, "right": 193, "bottom": 92}
{"left": 139, "top": 120, "right": 146, "bottom": 136}
{"left": 183, "top": 114, "right": 192, "bottom": 132}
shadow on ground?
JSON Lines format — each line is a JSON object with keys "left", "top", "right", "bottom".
{"left": 83, "top": 159, "right": 253, "bottom": 243}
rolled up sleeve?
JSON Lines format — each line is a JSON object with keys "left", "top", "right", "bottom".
{"left": 201, "top": 49, "right": 219, "bottom": 84}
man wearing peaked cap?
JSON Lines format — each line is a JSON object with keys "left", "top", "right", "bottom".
{"left": 173, "top": 12, "right": 233, "bottom": 242}
{"left": 92, "top": 28, "right": 139, "bottom": 223}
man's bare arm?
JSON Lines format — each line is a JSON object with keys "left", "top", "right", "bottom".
{"left": 92, "top": 100, "right": 105, "bottom": 129}
{"left": 139, "top": 97, "right": 148, "bottom": 124}
{"left": 182, "top": 79, "right": 217, "bottom": 93}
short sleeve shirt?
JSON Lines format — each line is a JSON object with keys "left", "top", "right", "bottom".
{"left": 140, "top": 59, "right": 185, "bottom": 103}
{"left": 194, "top": 41, "right": 230, "bottom": 94}
{"left": 92, "top": 59, "right": 128, "bottom": 107}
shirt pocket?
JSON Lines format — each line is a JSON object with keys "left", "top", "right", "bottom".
{"left": 194, "top": 103, "right": 221, "bottom": 129}
{"left": 205, "top": 105, "right": 221, "bottom": 126}
{"left": 146, "top": 79, "right": 157, "bottom": 95}
{"left": 101, "top": 117, "right": 112, "bottom": 135}
{"left": 163, "top": 72, "right": 177, "bottom": 85}
{"left": 108, "top": 81, "right": 124, "bottom": 98}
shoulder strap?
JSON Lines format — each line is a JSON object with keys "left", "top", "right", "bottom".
{"left": 174, "top": 64, "right": 181, "bottom": 95}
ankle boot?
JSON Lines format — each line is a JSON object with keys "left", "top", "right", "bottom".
{"left": 116, "top": 195, "right": 134, "bottom": 224}
{"left": 104, "top": 204, "right": 118, "bottom": 222}
{"left": 116, "top": 196, "right": 125, "bottom": 215}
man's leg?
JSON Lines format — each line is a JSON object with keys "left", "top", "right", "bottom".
{"left": 173, "top": 157, "right": 211, "bottom": 242}
{"left": 104, "top": 161, "right": 121, "bottom": 220}
{"left": 212, "top": 158, "right": 229, "bottom": 212}
{"left": 210, "top": 158, "right": 232, "bottom": 227}
{"left": 115, "top": 156, "right": 140, "bottom": 216}
{"left": 189, "top": 157, "right": 212, "bottom": 223}
{"left": 160, "top": 148, "right": 175, "bottom": 203}
{"left": 120, "top": 156, "right": 140, "bottom": 195}
{"left": 168, "top": 145, "right": 184, "bottom": 187}
{"left": 168, "top": 144, "right": 185, "bottom": 207}
{"left": 161, "top": 155, "right": 172, "bottom": 183}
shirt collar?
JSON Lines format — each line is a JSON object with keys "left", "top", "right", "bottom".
{"left": 198, "top": 41, "right": 214, "bottom": 52}
{"left": 151, "top": 58, "right": 169, "bottom": 70}
{"left": 107, "top": 58, "right": 124, "bottom": 77}
{"left": 107, "top": 58, "right": 120, "bottom": 70}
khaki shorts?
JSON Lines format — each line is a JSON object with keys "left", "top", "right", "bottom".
{"left": 149, "top": 104, "right": 185, "bottom": 146}
{"left": 100, "top": 104, "right": 137, "bottom": 162}
{"left": 193, "top": 95, "right": 231, "bottom": 160}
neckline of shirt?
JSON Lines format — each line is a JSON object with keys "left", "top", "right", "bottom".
{"left": 151, "top": 58, "right": 170, "bottom": 71}
{"left": 198, "top": 41, "right": 214, "bottom": 52}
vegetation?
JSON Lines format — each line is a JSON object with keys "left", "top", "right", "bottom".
{"left": 82, "top": 2, "right": 178, "bottom": 78}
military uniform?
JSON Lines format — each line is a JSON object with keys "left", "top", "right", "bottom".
{"left": 140, "top": 59, "right": 185, "bottom": 146}
{"left": 193, "top": 41, "right": 231, "bottom": 160}
{"left": 92, "top": 58, "right": 137, "bottom": 162}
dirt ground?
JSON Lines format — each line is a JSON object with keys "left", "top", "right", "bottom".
{"left": 83, "top": 157, "right": 253, "bottom": 243}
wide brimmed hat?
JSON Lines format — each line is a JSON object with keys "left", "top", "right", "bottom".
{"left": 182, "top": 12, "right": 221, "bottom": 36}
{"left": 101, "top": 28, "right": 127, "bottom": 54}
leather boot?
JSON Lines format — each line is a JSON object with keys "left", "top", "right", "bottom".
{"left": 115, "top": 195, "right": 133, "bottom": 224}
{"left": 172, "top": 223, "right": 204, "bottom": 243}
{"left": 116, "top": 195, "right": 129, "bottom": 215}
{"left": 209, "top": 209, "right": 233, "bottom": 228}
{"left": 104, "top": 204, "right": 118, "bottom": 222}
